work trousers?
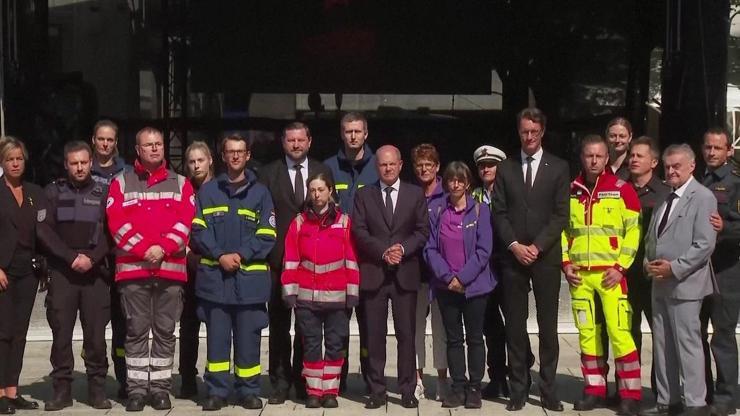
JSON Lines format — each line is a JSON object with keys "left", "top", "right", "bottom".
{"left": 268, "top": 270, "right": 304, "bottom": 393}
{"left": 198, "top": 300, "right": 267, "bottom": 399}
{"left": 0, "top": 273, "right": 37, "bottom": 387}
{"left": 296, "top": 308, "right": 349, "bottom": 397}
{"left": 414, "top": 282, "right": 447, "bottom": 371}
{"left": 178, "top": 276, "right": 201, "bottom": 381}
{"left": 339, "top": 306, "right": 368, "bottom": 392}
{"left": 45, "top": 269, "right": 110, "bottom": 389}
{"left": 118, "top": 278, "right": 183, "bottom": 396}
{"left": 652, "top": 296, "right": 706, "bottom": 407}
{"left": 570, "top": 270, "right": 641, "bottom": 400}
{"left": 437, "top": 291, "right": 487, "bottom": 394}
{"left": 110, "top": 282, "right": 127, "bottom": 387}
{"left": 709, "top": 289, "right": 740, "bottom": 408}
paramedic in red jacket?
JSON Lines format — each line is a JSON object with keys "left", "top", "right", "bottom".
{"left": 281, "top": 172, "right": 360, "bottom": 409}
{"left": 105, "top": 127, "right": 195, "bottom": 412}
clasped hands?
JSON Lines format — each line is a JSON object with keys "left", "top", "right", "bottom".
{"left": 70, "top": 253, "right": 93, "bottom": 273}
{"left": 382, "top": 243, "right": 404, "bottom": 266}
{"left": 645, "top": 259, "right": 673, "bottom": 280}
{"left": 563, "top": 264, "right": 623, "bottom": 289}
{"left": 219, "top": 253, "right": 242, "bottom": 272}
{"left": 511, "top": 243, "right": 539, "bottom": 266}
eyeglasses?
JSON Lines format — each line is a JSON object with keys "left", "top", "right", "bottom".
{"left": 224, "top": 150, "right": 248, "bottom": 157}
{"left": 139, "top": 142, "right": 164, "bottom": 149}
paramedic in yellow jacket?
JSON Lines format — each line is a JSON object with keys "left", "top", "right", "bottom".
{"left": 562, "top": 135, "right": 642, "bottom": 416}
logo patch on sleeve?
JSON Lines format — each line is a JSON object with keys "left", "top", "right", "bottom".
{"left": 37, "top": 209, "right": 47, "bottom": 222}
{"left": 269, "top": 210, "right": 276, "bottom": 228}
{"left": 106, "top": 197, "right": 114, "bottom": 208}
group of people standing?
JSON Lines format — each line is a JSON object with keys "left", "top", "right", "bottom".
{"left": 0, "top": 108, "right": 737, "bottom": 416}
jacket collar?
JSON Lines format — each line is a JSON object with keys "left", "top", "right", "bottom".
{"left": 216, "top": 169, "right": 257, "bottom": 196}
{"left": 92, "top": 156, "right": 127, "bottom": 176}
{"left": 337, "top": 144, "right": 374, "bottom": 168}
{"left": 134, "top": 159, "right": 170, "bottom": 187}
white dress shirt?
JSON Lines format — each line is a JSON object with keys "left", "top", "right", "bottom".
{"left": 656, "top": 175, "right": 693, "bottom": 230}
{"left": 520, "top": 146, "right": 544, "bottom": 183}
{"left": 380, "top": 178, "right": 400, "bottom": 213}
{"left": 286, "top": 156, "right": 308, "bottom": 198}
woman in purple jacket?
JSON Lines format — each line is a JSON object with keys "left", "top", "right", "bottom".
{"left": 424, "top": 161, "right": 496, "bottom": 409}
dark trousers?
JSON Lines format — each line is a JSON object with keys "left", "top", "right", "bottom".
{"left": 339, "top": 306, "right": 368, "bottom": 391}
{"left": 198, "top": 300, "right": 267, "bottom": 398}
{"left": 268, "top": 272, "right": 303, "bottom": 392}
{"left": 361, "top": 278, "right": 417, "bottom": 397}
{"left": 296, "top": 308, "right": 349, "bottom": 396}
{"left": 484, "top": 284, "right": 508, "bottom": 382}
{"left": 110, "top": 282, "right": 127, "bottom": 386}
{"left": 438, "top": 291, "right": 487, "bottom": 393}
{"left": 709, "top": 291, "right": 740, "bottom": 407}
{"left": 501, "top": 261, "right": 560, "bottom": 400}
{"left": 179, "top": 276, "right": 201, "bottom": 380}
{"left": 0, "top": 273, "right": 37, "bottom": 387}
{"left": 45, "top": 269, "right": 110, "bottom": 389}
{"left": 119, "top": 278, "right": 184, "bottom": 396}
{"left": 699, "top": 296, "right": 715, "bottom": 403}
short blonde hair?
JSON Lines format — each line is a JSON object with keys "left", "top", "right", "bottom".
{"left": 0, "top": 136, "right": 29, "bottom": 162}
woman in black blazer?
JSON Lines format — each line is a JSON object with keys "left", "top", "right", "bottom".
{"left": 0, "top": 137, "right": 46, "bottom": 413}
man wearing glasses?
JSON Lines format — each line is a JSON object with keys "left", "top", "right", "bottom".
{"left": 105, "top": 127, "right": 195, "bottom": 411}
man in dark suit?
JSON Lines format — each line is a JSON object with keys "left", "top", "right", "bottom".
{"left": 352, "top": 145, "right": 430, "bottom": 409}
{"left": 258, "top": 122, "right": 333, "bottom": 404}
{"left": 491, "top": 107, "right": 569, "bottom": 412}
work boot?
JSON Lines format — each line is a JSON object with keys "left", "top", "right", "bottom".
{"left": 150, "top": 392, "right": 172, "bottom": 410}
{"left": 44, "top": 382, "right": 73, "bottom": 411}
{"left": 125, "top": 394, "right": 145, "bottom": 412}
{"left": 88, "top": 378, "right": 112, "bottom": 409}
{"left": 178, "top": 375, "right": 198, "bottom": 399}
{"left": 574, "top": 394, "right": 606, "bottom": 411}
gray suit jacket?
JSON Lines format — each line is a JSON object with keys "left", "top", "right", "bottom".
{"left": 645, "top": 177, "right": 718, "bottom": 300}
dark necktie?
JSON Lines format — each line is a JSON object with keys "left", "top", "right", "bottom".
{"left": 525, "top": 156, "right": 534, "bottom": 190}
{"left": 294, "top": 164, "right": 304, "bottom": 206}
{"left": 702, "top": 171, "right": 714, "bottom": 187}
{"left": 657, "top": 192, "right": 678, "bottom": 235}
{"left": 384, "top": 187, "right": 394, "bottom": 224}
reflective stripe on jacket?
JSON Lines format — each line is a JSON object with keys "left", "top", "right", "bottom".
{"left": 561, "top": 171, "right": 641, "bottom": 272}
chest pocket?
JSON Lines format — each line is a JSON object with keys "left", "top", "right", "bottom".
{"left": 237, "top": 207, "right": 259, "bottom": 235}
{"left": 593, "top": 200, "right": 622, "bottom": 232}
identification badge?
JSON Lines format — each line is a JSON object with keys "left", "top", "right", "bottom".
{"left": 597, "top": 191, "right": 621, "bottom": 199}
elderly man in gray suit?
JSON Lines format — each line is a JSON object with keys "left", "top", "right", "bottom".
{"left": 642, "top": 144, "right": 718, "bottom": 416}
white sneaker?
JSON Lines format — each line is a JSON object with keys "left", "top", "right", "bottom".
{"left": 435, "top": 378, "right": 450, "bottom": 402}
{"left": 414, "top": 381, "right": 425, "bottom": 400}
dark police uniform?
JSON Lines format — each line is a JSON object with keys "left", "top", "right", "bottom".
{"left": 702, "top": 163, "right": 740, "bottom": 412}
{"left": 191, "top": 171, "right": 276, "bottom": 404}
{"left": 39, "top": 177, "right": 111, "bottom": 401}
{"left": 91, "top": 156, "right": 129, "bottom": 396}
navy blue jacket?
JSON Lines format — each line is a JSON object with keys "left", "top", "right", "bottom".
{"left": 324, "top": 144, "right": 378, "bottom": 215}
{"left": 91, "top": 156, "right": 130, "bottom": 186}
{"left": 191, "top": 170, "right": 276, "bottom": 305}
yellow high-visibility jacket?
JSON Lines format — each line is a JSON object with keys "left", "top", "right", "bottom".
{"left": 562, "top": 171, "right": 641, "bottom": 274}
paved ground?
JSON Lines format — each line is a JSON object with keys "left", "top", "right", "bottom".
{"left": 17, "top": 333, "right": 664, "bottom": 415}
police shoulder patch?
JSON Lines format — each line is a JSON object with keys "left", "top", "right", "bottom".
{"left": 37, "top": 209, "right": 47, "bottom": 222}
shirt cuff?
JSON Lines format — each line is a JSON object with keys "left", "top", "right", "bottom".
{"left": 507, "top": 241, "right": 519, "bottom": 250}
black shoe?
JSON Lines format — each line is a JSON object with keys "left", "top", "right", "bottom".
{"left": 506, "top": 397, "right": 526, "bottom": 411}
{"left": 365, "top": 394, "right": 386, "bottom": 409}
{"left": 44, "top": 387, "right": 73, "bottom": 411}
{"left": 442, "top": 391, "right": 465, "bottom": 408}
{"left": 306, "top": 395, "right": 322, "bottom": 408}
{"left": 465, "top": 387, "right": 483, "bottom": 409}
{"left": 401, "top": 394, "right": 419, "bottom": 409}
{"left": 125, "top": 394, "right": 145, "bottom": 412}
{"left": 240, "top": 395, "right": 263, "bottom": 410}
{"left": 0, "top": 398, "right": 14, "bottom": 415}
{"left": 8, "top": 396, "right": 38, "bottom": 410}
{"left": 322, "top": 395, "right": 338, "bottom": 408}
{"left": 574, "top": 394, "right": 606, "bottom": 411}
{"left": 268, "top": 389, "right": 288, "bottom": 405}
{"left": 678, "top": 406, "right": 709, "bottom": 416}
{"left": 150, "top": 392, "right": 172, "bottom": 410}
{"left": 482, "top": 380, "right": 509, "bottom": 399}
{"left": 641, "top": 403, "right": 685, "bottom": 416}
{"left": 541, "top": 395, "right": 564, "bottom": 412}
{"left": 617, "top": 399, "right": 641, "bottom": 416}
{"left": 710, "top": 404, "right": 734, "bottom": 416}
{"left": 201, "top": 396, "right": 226, "bottom": 411}
{"left": 178, "top": 377, "right": 198, "bottom": 399}
{"left": 88, "top": 384, "right": 112, "bottom": 410}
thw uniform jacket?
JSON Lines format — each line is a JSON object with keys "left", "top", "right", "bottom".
{"left": 105, "top": 160, "right": 195, "bottom": 282}
{"left": 191, "top": 170, "right": 276, "bottom": 305}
